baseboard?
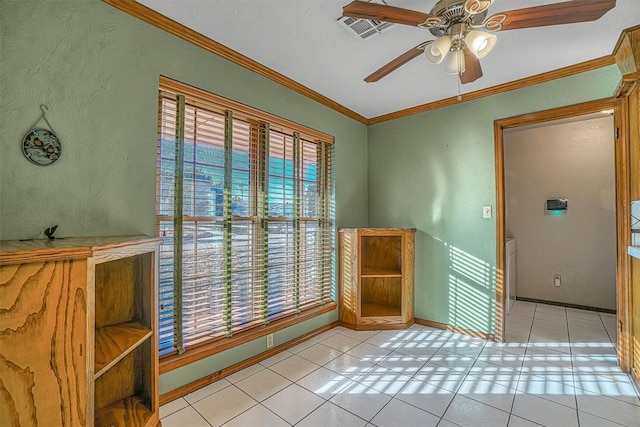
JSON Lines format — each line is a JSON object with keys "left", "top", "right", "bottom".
{"left": 631, "top": 367, "right": 640, "bottom": 396}
{"left": 415, "top": 318, "right": 495, "bottom": 341}
{"left": 159, "top": 320, "right": 340, "bottom": 405}
{"left": 515, "top": 296, "right": 616, "bottom": 314}
{"left": 339, "top": 320, "right": 414, "bottom": 331}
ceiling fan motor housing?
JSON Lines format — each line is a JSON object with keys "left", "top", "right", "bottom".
{"left": 428, "top": 0, "right": 487, "bottom": 37}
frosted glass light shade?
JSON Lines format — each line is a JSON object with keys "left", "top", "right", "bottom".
{"left": 465, "top": 30, "right": 497, "bottom": 58}
{"left": 445, "top": 49, "right": 466, "bottom": 75}
{"left": 425, "top": 36, "right": 452, "bottom": 64}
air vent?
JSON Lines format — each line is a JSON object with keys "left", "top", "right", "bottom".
{"left": 337, "top": 15, "right": 394, "bottom": 40}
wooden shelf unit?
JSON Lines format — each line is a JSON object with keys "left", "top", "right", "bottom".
{"left": 339, "top": 228, "right": 415, "bottom": 330}
{"left": 0, "top": 236, "right": 161, "bottom": 427}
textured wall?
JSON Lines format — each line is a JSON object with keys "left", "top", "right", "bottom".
{"left": 0, "top": 0, "right": 368, "bottom": 394}
{"left": 0, "top": 0, "right": 368, "bottom": 240}
{"left": 505, "top": 116, "right": 616, "bottom": 310}
{"left": 367, "top": 66, "right": 621, "bottom": 334}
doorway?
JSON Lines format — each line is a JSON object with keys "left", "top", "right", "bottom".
{"left": 494, "top": 97, "right": 632, "bottom": 371}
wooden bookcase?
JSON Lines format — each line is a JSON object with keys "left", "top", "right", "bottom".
{"left": 339, "top": 228, "right": 415, "bottom": 330}
{"left": 0, "top": 236, "right": 161, "bottom": 427}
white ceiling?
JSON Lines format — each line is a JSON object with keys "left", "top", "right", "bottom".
{"left": 137, "top": 0, "right": 640, "bottom": 118}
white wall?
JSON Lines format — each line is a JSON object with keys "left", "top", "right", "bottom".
{"left": 504, "top": 115, "right": 616, "bottom": 310}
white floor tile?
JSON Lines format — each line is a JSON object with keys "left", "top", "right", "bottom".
{"left": 346, "top": 341, "right": 392, "bottom": 362}
{"left": 478, "top": 347, "right": 525, "bottom": 370}
{"left": 223, "top": 404, "right": 289, "bottom": 427}
{"left": 511, "top": 393, "right": 578, "bottom": 427}
{"left": 192, "top": 385, "right": 257, "bottom": 426}
{"left": 509, "top": 302, "right": 536, "bottom": 318}
{"left": 436, "top": 419, "right": 463, "bottom": 427}
{"left": 321, "top": 333, "right": 362, "bottom": 352}
{"left": 484, "top": 341, "right": 528, "bottom": 355}
{"left": 441, "top": 340, "right": 484, "bottom": 358}
{"left": 533, "top": 318, "right": 568, "bottom": 332}
{"left": 355, "top": 368, "right": 412, "bottom": 395}
{"left": 443, "top": 394, "right": 510, "bottom": 427}
{"left": 225, "top": 363, "right": 264, "bottom": 383}
{"left": 573, "top": 373, "right": 640, "bottom": 405}
{"left": 184, "top": 378, "right": 232, "bottom": 404}
{"left": 576, "top": 392, "right": 640, "bottom": 426}
{"left": 391, "top": 339, "right": 443, "bottom": 358}
{"left": 163, "top": 304, "right": 630, "bottom": 427}
{"left": 309, "top": 329, "right": 338, "bottom": 343}
{"left": 337, "top": 328, "right": 378, "bottom": 341}
{"left": 430, "top": 349, "right": 477, "bottom": 372}
{"left": 159, "top": 397, "right": 189, "bottom": 419}
{"left": 269, "top": 353, "right": 320, "bottom": 382}
{"left": 364, "top": 332, "right": 404, "bottom": 349}
{"left": 457, "top": 376, "right": 517, "bottom": 412}
{"left": 395, "top": 378, "right": 455, "bottom": 417}
{"left": 515, "top": 374, "right": 577, "bottom": 409}
{"left": 259, "top": 349, "right": 293, "bottom": 367}
{"left": 297, "top": 401, "right": 368, "bottom": 427}
{"left": 577, "top": 410, "right": 626, "bottom": 427}
{"left": 329, "top": 381, "right": 392, "bottom": 421}
{"left": 375, "top": 351, "right": 427, "bottom": 375}
{"left": 323, "top": 353, "right": 376, "bottom": 380}
{"left": 507, "top": 415, "right": 542, "bottom": 427}
{"left": 297, "top": 343, "right": 343, "bottom": 365}
{"left": 287, "top": 339, "right": 316, "bottom": 354}
{"left": 160, "top": 406, "right": 211, "bottom": 427}
{"left": 234, "top": 369, "right": 291, "bottom": 401}
{"left": 414, "top": 362, "right": 469, "bottom": 392}
{"left": 371, "top": 397, "right": 440, "bottom": 427}
{"left": 535, "top": 305, "right": 566, "bottom": 315}
{"left": 297, "top": 366, "right": 352, "bottom": 398}
{"left": 262, "top": 383, "right": 324, "bottom": 424}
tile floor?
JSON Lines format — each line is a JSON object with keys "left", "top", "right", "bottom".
{"left": 160, "top": 301, "right": 640, "bottom": 426}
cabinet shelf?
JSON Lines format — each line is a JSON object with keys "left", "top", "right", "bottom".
{"left": 361, "top": 267, "right": 402, "bottom": 278}
{"left": 94, "top": 395, "right": 153, "bottom": 427}
{"left": 0, "top": 236, "right": 160, "bottom": 426}
{"left": 339, "top": 228, "right": 415, "bottom": 330}
{"left": 95, "top": 322, "right": 153, "bottom": 379}
{"left": 361, "top": 302, "right": 402, "bottom": 317}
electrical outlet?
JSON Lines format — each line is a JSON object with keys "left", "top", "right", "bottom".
{"left": 554, "top": 274, "right": 561, "bottom": 287}
{"left": 266, "top": 333, "right": 274, "bottom": 348}
{"left": 483, "top": 205, "right": 492, "bottom": 219}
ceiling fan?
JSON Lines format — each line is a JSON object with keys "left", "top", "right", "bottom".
{"left": 343, "top": 0, "right": 616, "bottom": 84}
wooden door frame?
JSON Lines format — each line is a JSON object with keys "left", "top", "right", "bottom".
{"left": 493, "top": 97, "right": 632, "bottom": 371}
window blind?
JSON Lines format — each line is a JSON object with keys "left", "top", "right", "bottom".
{"left": 157, "top": 83, "right": 335, "bottom": 356}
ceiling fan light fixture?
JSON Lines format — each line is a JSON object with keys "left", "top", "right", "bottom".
{"left": 445, "top": 49, "right": 466, "bottom": 75}
{"left": 465, "top": 30, "right": 497, "bottom": 58}
{"left": 425, "top": 35, "right": 452, "bottom": 64}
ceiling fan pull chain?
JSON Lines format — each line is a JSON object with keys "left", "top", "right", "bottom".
{"left": 457, "top": 56, "right": 462, "bottom": 102}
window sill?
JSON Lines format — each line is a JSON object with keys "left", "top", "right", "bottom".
{"left": 159, "top": 301, "right": 337, "bottom": 373}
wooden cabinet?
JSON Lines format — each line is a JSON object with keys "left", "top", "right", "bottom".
{"left": 339, "top": 228, "right": 415, "bottom": 330}
{"left": 0, "top": 236, "right": 161, "bottom": 427}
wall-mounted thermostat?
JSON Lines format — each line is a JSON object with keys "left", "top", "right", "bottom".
{"left": 545, "top": 198, "right": 568, "bottom": 215}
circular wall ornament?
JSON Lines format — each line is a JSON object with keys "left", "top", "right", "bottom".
{"left": 22, "top": 128, "right": 62, "bottom": 166}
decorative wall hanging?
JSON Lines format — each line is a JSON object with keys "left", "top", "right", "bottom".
{"left": 22, "top": 104, "right": 62, "bottom": 166}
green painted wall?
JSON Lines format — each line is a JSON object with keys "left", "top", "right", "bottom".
{"left": 367, "top": 66, "right": 622, "bottom": 334}
{"left": 0, "top": 0, "right": 624, "bottom": 397}
{"left": 0, "top": 0, "right": 368, "bottom": 394}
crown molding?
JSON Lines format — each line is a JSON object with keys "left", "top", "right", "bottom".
{"left": 102, "top": 1, "right": 620, "bottom": 127}
{"left": 367, "top": 55, "right": 616, "bottom": 125}
{"left": 102, "top": 0, "right": 368, "bottom": 124}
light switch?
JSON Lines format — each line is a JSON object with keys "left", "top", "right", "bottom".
{"left": 483, "top": 205, "right": 492, "bottom": 219}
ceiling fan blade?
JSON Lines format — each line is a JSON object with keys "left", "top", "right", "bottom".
{"left": 365, "top": 43, "right": 426, "bottom": 83}
{"left": 483, "top": 0, "right": 616, "bottom": 32}
{"left": 343, "top": 1, "right": 436, "bottom": 26}
{"left": 460, "top": 49, "right": 483, "bottom": 84}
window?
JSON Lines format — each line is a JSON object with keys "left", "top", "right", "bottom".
{"left": 156, "top": 78, "right": 335, "bottom": 358}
